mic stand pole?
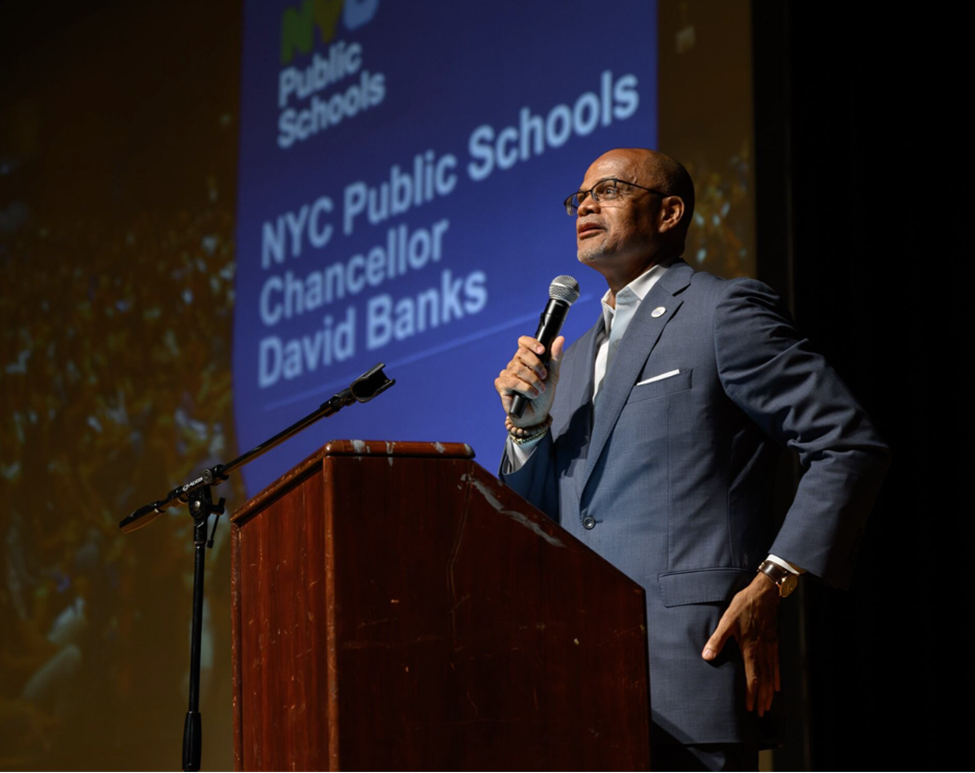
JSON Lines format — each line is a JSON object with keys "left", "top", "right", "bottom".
{"left": 182, "top": 485, "right": 223, "bottom": 772}
{"left": 119, "top": 363, "right": 394, "bottom": 771}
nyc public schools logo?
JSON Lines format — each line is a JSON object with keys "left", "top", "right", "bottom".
{"left": 277, "top": 0, "right": 383, "bottom": 149}
{"left": 280, "top": 0, "right": 378, "bottom": 64}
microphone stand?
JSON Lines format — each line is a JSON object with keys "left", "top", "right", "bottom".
{"left": 119, "top": 363, "right": 395, "bottom": 771}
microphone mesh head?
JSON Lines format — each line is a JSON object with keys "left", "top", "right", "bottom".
{"left": 549, "top": 275, "right": 580, "bottom": 305}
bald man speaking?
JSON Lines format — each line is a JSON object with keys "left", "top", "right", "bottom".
{"left": 495, "top": 149, "right": 889, "bottom": 770}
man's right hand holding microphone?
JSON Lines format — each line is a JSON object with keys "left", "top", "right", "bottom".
{"left": 495, "top": 334, "right": 566, "bottom": 429}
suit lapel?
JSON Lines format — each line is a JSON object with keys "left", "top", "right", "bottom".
{"left": 568, "top": 312, "right": 601, "bottom": 422}
{"left": 577, "top": 261, "right": 693, "bottom": 500}
{"left": 552, "top": 309, "right": 601, "bottom": 446}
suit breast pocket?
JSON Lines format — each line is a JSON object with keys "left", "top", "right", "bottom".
{"left": 625, "top": 369, "right": 693, "bottom": 404}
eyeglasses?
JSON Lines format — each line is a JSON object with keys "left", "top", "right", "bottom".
{"left": 564, "top": 177, "right": 667, "bottom": 215}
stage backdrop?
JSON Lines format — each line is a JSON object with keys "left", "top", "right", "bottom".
{"left": 233, "top": 0, "right": 659, "bottom": 493}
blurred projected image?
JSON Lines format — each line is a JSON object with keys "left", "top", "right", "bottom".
{"left": 1, "top": 207, "right": 242, "bottom": 767}
{"left": 0, "top": 5, "right": 243, "bottom": 765}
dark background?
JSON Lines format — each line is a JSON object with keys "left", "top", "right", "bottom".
{"left": 753, "top": 2, "right": 964, "bottom": 770}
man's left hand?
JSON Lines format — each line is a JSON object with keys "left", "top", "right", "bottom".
{"left": 702, "top": 573, "right": 781, "bottom": 717}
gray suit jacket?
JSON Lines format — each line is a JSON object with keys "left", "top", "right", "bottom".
{"left": 499, "top": 260, "right": 889, "bottom": 745}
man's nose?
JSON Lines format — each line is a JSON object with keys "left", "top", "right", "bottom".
{"left": 577, "top": 194, "right": 599, "bottom": 217}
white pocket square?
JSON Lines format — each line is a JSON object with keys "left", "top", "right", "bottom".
{"left": 636, "top": 369, "right": 680, "bottom": 386}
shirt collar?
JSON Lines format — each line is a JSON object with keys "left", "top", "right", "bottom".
{"left": 599, "top": 263, "right": 669, "bottom": 331}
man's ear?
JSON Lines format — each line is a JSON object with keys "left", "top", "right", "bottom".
{"left": 658, "top": 196, "right": 685, "bottom": 233}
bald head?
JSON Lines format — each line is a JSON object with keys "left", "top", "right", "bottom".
{"left": 595, "top": 148, "right": 695, "bottom": 253}
{"left": 574, "top": 148, "right": 697, "bottom": 292}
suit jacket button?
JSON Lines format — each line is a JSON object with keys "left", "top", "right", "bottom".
{"left": 582, "top": 517, "right": 596, "bottom": 530}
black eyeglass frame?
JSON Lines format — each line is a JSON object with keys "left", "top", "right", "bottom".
{"left": 563, "top": 177, "right": 668, "bottom": 215}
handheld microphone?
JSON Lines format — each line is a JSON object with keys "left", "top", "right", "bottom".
{"left": 510, "top": 275, "right": 580, "bottom": 419}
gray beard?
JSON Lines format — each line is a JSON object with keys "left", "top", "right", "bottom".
{"left": 577, "top": 243, "right": 607, "bottom": 263}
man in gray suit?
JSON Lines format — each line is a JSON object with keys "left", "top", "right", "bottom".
{"left": 495, "top": 148, "right": 889, "bottom": 769}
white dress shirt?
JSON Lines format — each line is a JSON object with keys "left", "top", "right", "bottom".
{"left": 504, "top": 263, "right": 803, "bottom": 576}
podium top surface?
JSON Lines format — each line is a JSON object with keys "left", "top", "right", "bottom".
{"left": 231, "top": 440, "right": 475, "bottom": 524}
{"left": 323, "top": 439, "right": 474, "bottom": 459}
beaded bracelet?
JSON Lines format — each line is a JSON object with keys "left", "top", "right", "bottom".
{"left": 505, "top": 415, "right": 552, "bottom": 444}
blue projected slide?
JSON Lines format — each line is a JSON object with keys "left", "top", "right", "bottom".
{"left": 234, "top": 0, "right": 658, "bottom": 495}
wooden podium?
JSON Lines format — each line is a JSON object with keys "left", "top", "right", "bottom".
{"left": 231, "top": 440, "right": 650, "bottom": 771}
